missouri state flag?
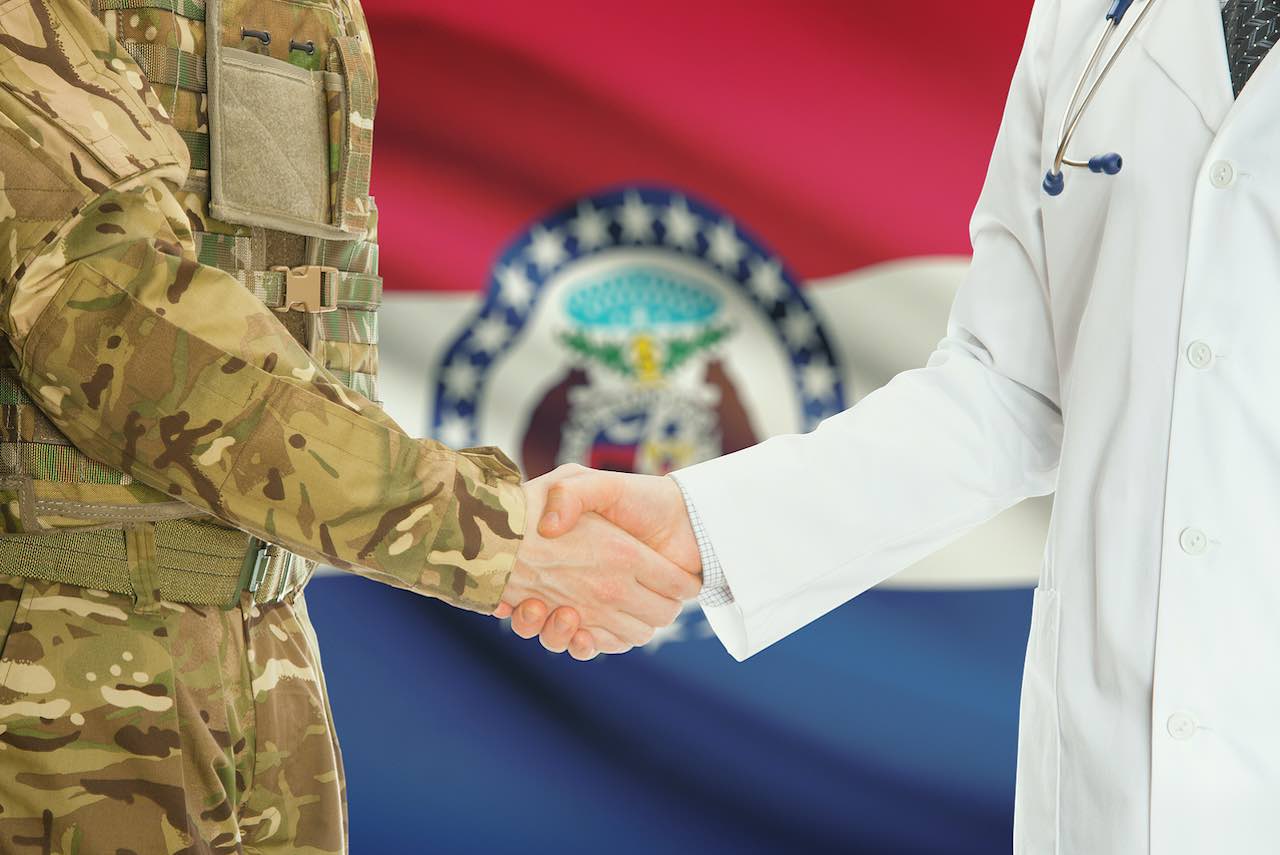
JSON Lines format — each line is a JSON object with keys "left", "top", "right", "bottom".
{"left": 303, "top": 3, "right": 1050, "bottom": 853}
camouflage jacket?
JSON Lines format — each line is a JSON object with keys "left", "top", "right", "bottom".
{"left": 0, "top": 0, "right": 525, "bottom": 612}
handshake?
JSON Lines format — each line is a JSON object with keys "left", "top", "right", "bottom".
{"left": 493, "top": 464, "right": 702, "bottom": 660}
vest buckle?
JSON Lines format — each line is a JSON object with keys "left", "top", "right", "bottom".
{"left": 271, "top": 265, "right": 339, "bottom": 313}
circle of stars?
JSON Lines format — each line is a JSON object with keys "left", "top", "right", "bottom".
{"left": 433, "top": 187, "right": 846, "bottom": 448}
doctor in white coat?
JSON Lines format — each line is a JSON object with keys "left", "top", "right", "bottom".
{"left": 503, "top": 0, "right": 1280, "bottom": 851}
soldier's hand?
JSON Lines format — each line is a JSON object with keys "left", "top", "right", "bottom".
{"left": 496, "top": 468, "right": 701, "bottom": 658}
{"left": 496, "top": 466, "right": 702, "bottom": 658}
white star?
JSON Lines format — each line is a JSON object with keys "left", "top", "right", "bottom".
{"left": 782, "top": 309, "right": 815, "bottom": 348}
{"left": 619, "top": 192, "right": 653, "bottom": 241}
{"left": 527, "top": 226, "right": 567, "bottom": 273}
{"left": 707, "top": 219, "right": 744, "bottom": 269}
{"left": 442, "top": 361, "right": 479, "bottom": 397}
{"left": 747, "top": 256, "right": 786, "bottom": 304}
{"left": 662, "top": 196, "right": 699, "bottom": 249}
{"left": 496, "top": 264, "right": 534, "bottom": 311}
{"left": 802, "top": 362, "right": 837, "bottom": 399}
{"left": 470, "top": 315, "right": 509, "bottom": 354}
{"left": 438, "top": 415, "right": 472, "bottom": 448}
{"left": 570, "top": 202, "right": 610, "bottom": 251}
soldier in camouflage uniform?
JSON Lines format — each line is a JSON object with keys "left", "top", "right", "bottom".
{"left": 0, "top": 0, "right": 698, "bottom": 851}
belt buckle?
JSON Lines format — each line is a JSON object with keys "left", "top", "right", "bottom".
{"left": 247, "top": 543, "right": 271, "bottom": 596}
{"left": 271, "top": 265, "right": 339, "bottom": 314}
{"left": 228, "top": 537, "right": 271, "bottom": 609}
{"left": 270, "top": 551, "right": 296, "bottom": 603}
{"left": 249, "top": 541, "right": 296, "bottom": 605}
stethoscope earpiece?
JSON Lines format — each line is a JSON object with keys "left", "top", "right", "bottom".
{"left": 1043, "top": 171, "right": 1066, "bottom": 196}
{"left": 1088, "top": 152, "right": 1123, "bottom": 175}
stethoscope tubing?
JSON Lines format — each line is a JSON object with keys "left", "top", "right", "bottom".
{"left": 1055, "top": 23, "right": 1117, "bottom": 170}
{"left": 1046, "top": 0, "right": 1159, "bottom": 192}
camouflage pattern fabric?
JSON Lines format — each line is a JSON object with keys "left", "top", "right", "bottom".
{"left": 0, "top": 0, "right": 526, "bottom": 613}
{"left": 0, "top": 1, "right": 527, "bottom": 850}
{"left": 0, "top": 574, "right": 346, "bottom": 854}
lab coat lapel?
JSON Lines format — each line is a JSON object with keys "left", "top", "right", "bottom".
{"left": 1136, "top": 0, "right": 1233, "bottom": 133}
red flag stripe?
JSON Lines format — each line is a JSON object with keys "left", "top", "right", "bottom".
{"left": 366, "top": 0, "right": 1034, "bottom": 292}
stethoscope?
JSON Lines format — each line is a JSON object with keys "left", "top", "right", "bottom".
{"left": 1043, "top": 0, "right": 1159, "bottom": 195}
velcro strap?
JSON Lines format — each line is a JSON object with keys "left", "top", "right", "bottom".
{"left": 312, "top": 307, "right": 377, "bottom": 345}
{"left": 96, "top": 0, "right": 206, "bottom": 19}
{"left": 0, "top": 366, "right": 70, "bottom": 445}
{"left": 315, "top": 236, "right": 378, "bottom": 276}
{"left": 0, "top": 406, "right": 66, "bottom": 444}
{"left": 124, "top": 43, "right": 207, "bottom": 92}
{"left": 314, "top": 340, "right": 377, "bottom": 376}
{"left": 194, "top": 230, "right": 252, "bottom": 276}
{"left": 178, "top": 129, "right": 209, "bottom": 170}
{"left": 1, "top": 441, "right": 131, "bottom": 485}
{"left": 326, "top": 36, "right": 375, "bottom": 236}
{"left": 192, "top": 229, "right": 379, "bottom": 280}
{"left": 326, "top": 367, "right": 377, "bottom": 403}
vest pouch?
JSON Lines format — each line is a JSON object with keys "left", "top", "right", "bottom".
{"left": 206, "top": 0, "right": 366, "bottom": 240}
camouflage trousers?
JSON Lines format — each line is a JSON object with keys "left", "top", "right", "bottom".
{"left": 0, "top": 575, "right": 347, "bottom": 854}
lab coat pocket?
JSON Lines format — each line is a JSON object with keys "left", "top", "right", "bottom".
{"left": 1013, "top": 586, "right": 1062, "bottom": 855}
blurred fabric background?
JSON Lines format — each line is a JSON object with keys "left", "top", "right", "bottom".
{"left": 303, "top": 2, "right": 1045, "bottom": 852}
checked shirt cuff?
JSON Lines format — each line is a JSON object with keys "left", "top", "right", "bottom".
{"left": 670, "top": 474, "right": 735, "bottom": 607}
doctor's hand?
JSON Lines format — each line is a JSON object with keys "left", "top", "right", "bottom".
{"left": 496, "top": 465, "right": 702, "bottom": 658}
{"left": 495, "top": 469, "right": 701, "bottom": 659}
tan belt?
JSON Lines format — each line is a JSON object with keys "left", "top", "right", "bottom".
{"left": 0, "top": 519, "right": 307, "bottom": 610}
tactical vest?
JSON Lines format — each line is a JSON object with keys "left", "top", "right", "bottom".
{"left": 0, "top": 0, "right": 381, "bottom": 608}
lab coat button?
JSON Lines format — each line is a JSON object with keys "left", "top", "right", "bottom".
{"left": 1167, "top": 712, "right": 1197, "bottom": 740}
{"left": 1179, "top": 527, "right": 1207, "bottom": 555}
{"left": 1209, "top": 160, "right": 1235, "bottom": 188}
{"left": 1186, "top": 341, "right": 1213, "bottom": 369}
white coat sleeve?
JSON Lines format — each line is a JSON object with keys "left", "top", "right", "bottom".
{"left": 673, "top": 0, "right": 1063, "bottom": 661}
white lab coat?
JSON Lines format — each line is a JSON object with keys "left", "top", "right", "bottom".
{"left": 673, "top": 1, "right": 1279, "bottom": 852}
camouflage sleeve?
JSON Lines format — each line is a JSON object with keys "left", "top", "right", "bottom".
{"left": 0, "top": 0, "right": 524, "bottom": 613}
